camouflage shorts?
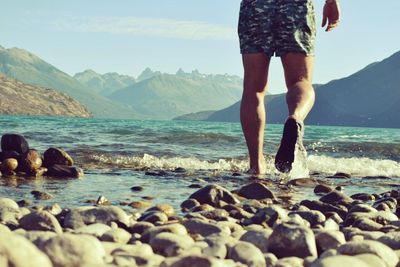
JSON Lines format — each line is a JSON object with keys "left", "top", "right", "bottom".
{"left": 238, "top": 0, "right": 316, "bottom": 56}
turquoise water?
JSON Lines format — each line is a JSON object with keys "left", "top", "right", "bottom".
{"left": 0, "top": 115, "right": 399, "bottom": 209}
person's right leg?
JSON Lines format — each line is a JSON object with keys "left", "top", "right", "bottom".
{"left": 275, "top": 53, "right": 315, "bottom": 173}
{"left": 240, "top": 53, "right": 271, "bottom": 175}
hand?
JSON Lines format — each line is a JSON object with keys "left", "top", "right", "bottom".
{"left": 322, "top": 0, "right": 341, "bottom": 32}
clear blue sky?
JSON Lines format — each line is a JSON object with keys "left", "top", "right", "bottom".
{"left": 1, "top": 0, "right": 399, "bottom": 94}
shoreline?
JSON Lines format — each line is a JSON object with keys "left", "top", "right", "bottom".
{"left": 1, "top": 180, "right": 400, "bottom": 267}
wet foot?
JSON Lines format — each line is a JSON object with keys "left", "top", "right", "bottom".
{"left": 247, "top": 157, "right": 267, "bottom": 175}
{"left": 275, "top": 118, "right": 304, "bottom": 173}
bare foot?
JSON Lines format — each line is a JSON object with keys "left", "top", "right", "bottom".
{"left": 247, "top": 157, "right": 267, "bottom": 175}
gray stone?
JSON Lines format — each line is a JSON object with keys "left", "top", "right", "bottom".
{"left": 149, "top": 232, "right": 194, "bottom": 257}
{"left": 189, "top": 184, "right": 240, "bottom": 207}
{"left": 183, "top": 219, "right": 230, "bottom": 237}
{"left": 41, "top": 233, "right": 106, "bottom": 267}
{"left": 228, "top": 241, "right": 266, "bottom": 267}
{"left": 64, "top": 206, "right": 130, "bottom": 229}
{"left": 74, "top": 223, "right": 112, "bottom": 237}
{"left": 19, "top": 210, "right": 62, "bottom": 233}
{"left": 274, "top": 257, "right": 304, "bottom": 267}
{"left": 180, "top": 199, "right": 200, "bottom": 211}
{"left": 316, "top": 231, "right": 346, "bottom": 252}
{"left": 161, "top": 255, "right": 225, "bottom": 267}
{"left": 203, "top": 237, "right": 228, "bottom": 259}
{"left": 138, "top": 211, "right": 168, "bottom": 224}
{"left": 239, "top": 229, "right": 272, "bottom": 253}
{"left": 140, "top": 223, "right": 187, "bottom": 244}
{"left": 264, "top": 253, "right": 278, "bottom": 266}
{"left": 0, "top": 197, "right": 20, "bottom": 225}
{"left": 353, "top": 217, "right": 383, "bottom": 231}
{"left": 0, "top": 232, "right": 53, "bottom": 267}
{"left": 267, "top": 223, "right": 317, "bottom": 258}
{"left": 128, "top": 221, "right": 154, "bottom": 235}
{"left": 101, "top": 228, "right": 132, "bottom": 244}
{"left": 0, "top": 223, "right": 11, "bottom": 234}
{"left": 247, "top": 205, "right": 288, "bottom": 227}
{"left": 337, "top": 240, "right": 398, "bottom": 267}
{"left": 320, "top": 191, "right": 352, "bottom": 205}
{"left": 23, "top": 230, "right": 57, "bottom": 247}
{"left": 43, "top": 147, "right": 74, "bottom": 167}
{"left": 344, "top": 211, "right": 398, "bottom": 226}
{"left": 310, "top": 255, "right": 370, "bottom": 267}
{"left": 237, "top": 182, "right": 274, "bottom": 200}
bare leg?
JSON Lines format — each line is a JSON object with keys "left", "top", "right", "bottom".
{"left": 281, "top": 53, "right": 315, "bottom": 122}
{"left": 240, "top": 53, "right": 271, "bottom": 174}
{"left": 275, "top": 53, "right": 315, "bottom": 173}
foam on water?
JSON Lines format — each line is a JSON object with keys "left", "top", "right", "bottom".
{"left": 89, "top": 153, "right": 400, "bottom": 178}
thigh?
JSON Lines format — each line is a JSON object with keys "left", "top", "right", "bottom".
{"left": 281, "top": 53, "right": 314, "bottom": 89}
{"left": 242, "top": 53, "right": 271, "bottom": 93}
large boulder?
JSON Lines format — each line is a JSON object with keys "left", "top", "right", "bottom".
{"left": 64, "top": 206, "right": 130, "bottom": 229}
{"left": 43, "top": 147, "right": 74, "bottom": 167}
{"left": 1, "top": 134, "right": 29, "bottom": 154}
{"left": 189, "top": 184, "right": 239, "bottom": 207}
{"left": 40, "top": 233, "right": 106, "bottom": 267}
{"left": 0, "top": 232, "right": 53, "bottom": 267}
{"left": 267, "top": 223, "right": 317, "bottom": 258}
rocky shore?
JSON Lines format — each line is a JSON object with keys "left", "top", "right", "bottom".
{"left": 1, "top": 177, "right": 400, "bottom": 267}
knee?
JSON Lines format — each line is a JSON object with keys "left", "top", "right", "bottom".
{"left": 286, "top": 78, "right": 313, "bottom": 92}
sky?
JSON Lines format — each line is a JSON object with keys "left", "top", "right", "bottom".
{"left": 0, "top": 0, "right": 399, "bottom": 94}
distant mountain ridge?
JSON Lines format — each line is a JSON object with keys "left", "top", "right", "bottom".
{"left": 109, "top": 69, "right": 243, "bottom": 120}
{"left": 0, "top": 73, "right": 91, "bottom": 117}
{"left": 0, "top": 47, "right": 138, "bottom": 119}
{"left": 178, "top": 51, "right": 400, "bottom": 128}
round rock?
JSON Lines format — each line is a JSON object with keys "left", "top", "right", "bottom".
{"left": 228, "top": 241, "right": 266, "bottom": 267}
{"left": 19, "top": 210, "right": 62, "bottom": 233}
{"left": 237, "top": 182, "right": 274, "bottom": 200}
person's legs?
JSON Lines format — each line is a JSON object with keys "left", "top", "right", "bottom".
{"left": 274, "top": 53, "right": 315, "bottom": 173}
{"left": 241, "top": 53, "right": 271, "bottom": 175}
{"left": 281, "top": 53, "right": 315, "bottom": 122}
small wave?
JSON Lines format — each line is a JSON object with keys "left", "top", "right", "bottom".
{"left": 88, "top": 153, "right": 400, "bottom": 178}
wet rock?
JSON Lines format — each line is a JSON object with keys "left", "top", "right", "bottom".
{"left": 267, "top": 223, "right": 317, "bottom": 258}
{"left": 64, "top": 206, "right": 130, "bottom": 229}
{"left": 314, "top": 184, "right": 334, "bottom": 195}
{"left": 41, "top": 233, "right": 106, "bottom": 267}
{"left": 351, "top": 193, "right": 375, "bottom": 201}
{"left": 237, "top": 182, "right": 275, "bottom": 200}
{"left": 19, "top": 210, "right": 62, "bottom": 233}
{"left": 130, "top": 185, "right": 144, "bottom": 192}
{"left": 310, "top": 255, "right": 370, "bottom": 267}
{"left": 31, "top": 190, "right": 53, "bottom": 200}
{"left": 320, "top": 191, "right": 353, "bottom": 205}
{"left": 43, "top": 147, "right": 74, "bottom": 167}
{"left": 46, "top": 164, "right": 83, "bottom": 178}
{"left": 0, "top": 232, "right": 53, "bottom": 267}
{"left": 337, "top": 240, "right": 398, "bottom": 267}
{"left": 149, "top": 232, "right": 194, "bottom": 257}
{"left": 146, "top": 203, "right": 175, "bottom": 217}
{"left": 74, "top": 223, "right": 112, "bottom": 237}
{"left": 20, "top": 149, "right": 42, "bottom": 173}
{"left": 189, "top": 184, "right": 239, "bottom": 207}
{"left": 288, "top": 178, "right": 317, "bottom": 187}
{"left": 327, "top": 172, "right": 351, "bottom": 179}
{"left": 0, "top": 150, "right": 20, "bottom": 161}
{"left": 1, "top": 134, "right": 29, "bottom": 154}
{"left": 246, "top": 206, "right": 288, "bottom": 227}
{"left": 141, "top": 223, "right": 188, "bottom": 243}
{"left": 95, "top": 195, "right": 110, "bottom": 205}
{"left": 188, "top": 183, "right": 203, "bottom": 188}
{"left": 300, "top": 200, "right": 347, "bottom": 218}
{"left": 129, "top": 221, "right": 154, "bottom": 235}
{"left": 378, "top": 232, "right": 400, "bottom": 250}
{"left": 100, "top": 228, "right": 131, "bottom": 244}
{"left": 183, "top": 219, "right": 230, "bottom": 237}
{"left": 316, "top": 230, "right": 346, "bottom": 252}
{"left": 289, "top": 210, "right": 326, "bottom": 227}
{"left": 228, "top": 241, "right": 266, "bottom": 267}
{"left": 129, "top": 200, "right": 152, "bottom": 209}
{"left": 191, "top": 204, "right": 215, "bottom": 212}
{"left": 355, "top": 253, "right": 387, "bottom": 267}
{"left": 1, "top": 158, "right": 18, "bottom": 173}
{"left": 181, "top": 198, "right": 200, "bottom": 211}
{"left": 138, "top": 211, "right": 168, "bottom": 224}
{"left": 239, "top": 229, "right": 272, "bottom": 253}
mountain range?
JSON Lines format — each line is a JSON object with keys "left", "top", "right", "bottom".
{"left": 177, "top": 51, "right": 400, "bottom": 128}
{"left": 0, "top": 73, "right": 91, "bottom": 117}
{"left": 0, "top": 45, "right": 243, "bottom": 120}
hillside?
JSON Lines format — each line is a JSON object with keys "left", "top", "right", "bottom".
{"left": 204, "top": 51, "right": 400, "bottom": 128}
{"left": 74, "top": 69, "right": 136, "bottom": 96}
{"left": 0, "top": 46, "right": 137, "bottom": 119}
{"left": 0, "top": 73, "right": 91, "bottom": 117}
{"left": 109, "top": 70, "right": 243, "bottom": 120}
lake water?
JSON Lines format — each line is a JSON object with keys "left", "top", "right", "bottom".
{"left": 1, "top": 115, "right": 399, "bottom": 209}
